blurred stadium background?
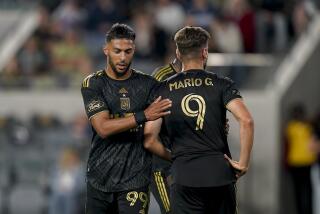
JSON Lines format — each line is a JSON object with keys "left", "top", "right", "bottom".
{"left": 0, "top": 0, "right": 320, "bottom": 213}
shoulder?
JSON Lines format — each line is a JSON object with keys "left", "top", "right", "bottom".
{"left": 164, "top": 72, "right": 180, "bottom": 83}
{"left": 202, "top": 70, "right": 218, "bottom": 79}
{"left": 133, "top": 69, "right": 157, "bottom": 83}
{"left": 134, "top": 69, "right": 152, "bottom": 78}
{"left": 81, "top": 70, "right": 105, "bottom": 89}
{"left": 214, "top": 74, "right": 235, "bottom": 86}
{"left": 152, "top": 64, "right": 170, "bottom": 77}
{"left": 153, "top": 64, "right": 176, "bottom": 81}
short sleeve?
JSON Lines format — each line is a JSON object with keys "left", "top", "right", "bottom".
{"left": 81, "top": 77, "right": 108, "bottom": 119}
{"left": 146, "top": 78, "right": 162, "bottom": 105}
{"left": 221, "top": 77, "right": 242, "bottom": 106}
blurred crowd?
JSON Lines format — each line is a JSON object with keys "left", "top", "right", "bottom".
{"left": 0, "top": 113, "right": 90, "bottom": 214}
{"left": 0, "top": 1, "right": 319, "bottom": 214}
{"left": 283, "top": 104, "right": 320, "bottom": 214}
{"left": 0, "top": 0, "right": 319, "bottom": 89}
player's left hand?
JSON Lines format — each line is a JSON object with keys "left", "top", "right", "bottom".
{"left": 224, "top": 154, "right": 248, "bottom": 179}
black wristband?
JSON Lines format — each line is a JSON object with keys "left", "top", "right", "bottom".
{"left": 134, "top": 111, "right": 147, "bottom": 125}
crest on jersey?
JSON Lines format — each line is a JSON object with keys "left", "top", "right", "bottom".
{"left": 120, "top": 97, "right": 130, "bottom": 110}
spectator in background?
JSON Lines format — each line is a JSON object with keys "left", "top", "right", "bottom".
{"left": 153, "top": 0, "right": 186, "bottom": 35}
{"left": 131, "top": 10, "right": 155, "bottom": 59}
{"left": 224, "top": 0, "right": 256, "bottom": 53}
{"left": 292, "top": 0, "right": 314, "bottom": 36}
{"left": 18, "top": 38, "right": 46, "bottom": 75}
{"left": 50, "top": 29, "right": 89, "bottom": 85}
{"left": 48, "top": 148, "right": 84, "bottom": 214}
{"left": 284, "top": 104, "right": 316, "bottom": 214}
{"left": 256, "top": 0, "right": 287, "bottom": 53}
{"left": 85, "top": 0, "right": 123, "bottom": 33}
{"left": 210, "top": 13, "right": 243, "bottom": 54}
{"left": 0, "top": 58, "right": 25, "bottom": 88}
{"left": 131, "top": 8, "right": 169, "bottom": 62}
{"left": 186, "top": 0, "right": 217, "bottom": 29}
{"left": 83, "top": 0, "right": 126, "bottom": 66}
{"left": 53, "top": 0, "right": 86, "bottom": 33}
{"left": 210, "top": 12, "right": 247, "bottom": 86}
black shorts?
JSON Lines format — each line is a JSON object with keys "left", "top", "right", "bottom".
{"left": 150, "top": 170, "right": 171, "bottom": 214}
{"left": 171, "top": 183, "right": 237, "bottom": 214}
{"left": 86, "top": 183, "right": 150, "bottom": 214}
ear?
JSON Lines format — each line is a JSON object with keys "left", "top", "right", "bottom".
{"left": 103, "top": 44, "right": 108, "bottom": 56}
{"left": 202, "top": 48, "right": 208, "bottom": 60}
{"left": 176, "top": 48, "right": 181, "bottom": 61}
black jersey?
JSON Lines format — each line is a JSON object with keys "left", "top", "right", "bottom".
{"left": 81, "top": 69, "right": 158, "bottom": 192}
{"left": 157, "top": 69, "right": 242, "bottom": 187}
{"left": 152, "top": 63, "right": 177, "bottom": 172}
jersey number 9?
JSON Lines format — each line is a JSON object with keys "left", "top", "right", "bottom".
{"left": 181, "top": 93, "right": 206, "bottom": 130}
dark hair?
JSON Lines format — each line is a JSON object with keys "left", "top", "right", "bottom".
{"left": 105, "top": 23, "right": 136, "bottom": 43}
{"left": 174, "top": 26, "right": 210, "bottom": 57}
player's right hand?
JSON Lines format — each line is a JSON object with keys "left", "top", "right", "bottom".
{"left": 145, "top": 96, "right": 172, "bottom": 121}
{"left": 224, "top": 154, "right": 248, "bottom": 179}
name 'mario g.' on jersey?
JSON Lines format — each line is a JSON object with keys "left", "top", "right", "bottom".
{"left": 81, "top": 69, "right": 158, "bottom": 192}
{"left": 157, "top": 69, "right": 242, "bottom": 187}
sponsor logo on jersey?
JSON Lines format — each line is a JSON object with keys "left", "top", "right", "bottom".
{"left": 87, "top": 100, "right": 104, "bottom": 112}
{"left": 119, "top": 88, "right": 128, "bottom": 94}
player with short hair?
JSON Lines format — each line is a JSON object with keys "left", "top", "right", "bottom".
{"left": 144, "top": 26, "right": 254, "bottom": 214}
{"left": 81, "top": 23, "right": 172, "bottom": 214}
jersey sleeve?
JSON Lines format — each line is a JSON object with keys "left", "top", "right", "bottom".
{"left": 152, "top": 64, "right": 173, "bottom": 82}
{"left": 146, "top": 78, "right": 162, "bottom": 105}
{"left": 81, "top": 76, "right": 109, "bottom": 119}
{"left": 151, "top": 66, "right": 162, "bottom": 79}
{"left": 221, "top": 77, "right": 242, "bottom": 106}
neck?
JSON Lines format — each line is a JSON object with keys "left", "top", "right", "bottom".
{"left": 172, "top": 58, "right": 182, "bottom": 73}
{"left": 105, "top": 66, "right": 132, "bottom": 80}
{"left": 181, "top": 60, "right": 204, "bottom": 72}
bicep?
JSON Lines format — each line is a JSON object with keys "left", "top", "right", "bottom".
{"left": 81, "top": 84, "right": 109, "bottom": 120}
{"left": 90, "top": 111, "right": 109, "bottom": 132}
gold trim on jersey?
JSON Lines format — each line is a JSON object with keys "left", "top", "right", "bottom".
{"left": 82, "top": 70, "right": 104, "bottom": 88}
{"left": 157, "top": 69, "right": 175, "bottom": 81}
{"left": 82, "top": 74, "right": 94, "bottom": 88}
{"left": 235, "top": 184, "right": 239, "bottom": 214}
{"left": 155, "top": 69, "right": 172, "bottom": 81}
{"left": 154, "top": 65, "right": 170, "bottom": 76}
{"left": 88, "top": 110, "right": 108, "bottom": 120}
{"left": 154, "top": 66, "right": 171, "bottom": 80}
{"left": 154, "top": 172, "right": 170, "bottom": 212}
{"left": 133, "top": 69, "right": 149, "bottom": 76}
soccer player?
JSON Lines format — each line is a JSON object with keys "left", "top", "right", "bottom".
{"left": 144, "top": 26, "right": 254, "bottom": 213}
{"left": 81, "top": 23, "right": 172, "bottom": 214}
{"left": 151, "top": 57, "right": 230, "bottom": 214}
